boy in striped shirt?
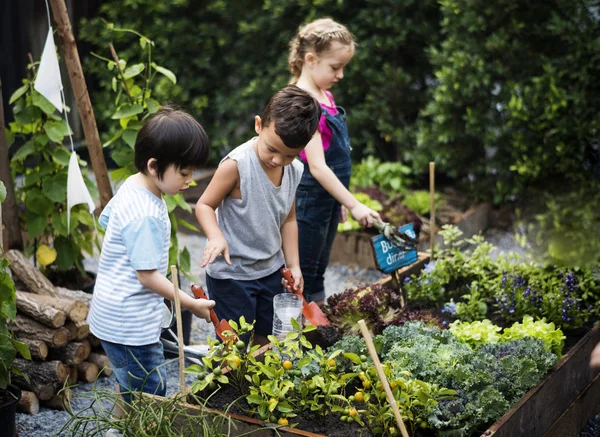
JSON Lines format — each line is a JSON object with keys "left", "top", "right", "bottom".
{"left": 88, "top": 106, "right": 215, "bottom": 407}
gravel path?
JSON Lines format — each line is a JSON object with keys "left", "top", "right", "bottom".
{"left": 15, "top": 232, "right": 386, "bottom": 437}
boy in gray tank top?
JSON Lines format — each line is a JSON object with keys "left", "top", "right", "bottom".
{"left": 196, "top": 85, "right": 321, "bottom": 345}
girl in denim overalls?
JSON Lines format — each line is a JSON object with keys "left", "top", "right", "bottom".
{"left": 289, "top": 18, "right": 381, "bottom": 306}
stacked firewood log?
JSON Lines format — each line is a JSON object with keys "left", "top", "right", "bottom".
{"left": 6, "top": 249, "right": 112, "bottom": 414}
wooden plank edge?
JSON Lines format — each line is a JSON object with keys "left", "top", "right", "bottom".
{"left": 543, "top": 373, "right": 600, "bottom": 437}
{"left": 483, "top": 324, "right": 600, "bottom": 437}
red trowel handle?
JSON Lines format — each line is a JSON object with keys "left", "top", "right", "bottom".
{"left": 281, "top": 268, "right": 304, "bottom": 299}
{"left": 191, "top": 284, "right": 221, "bottom": 328}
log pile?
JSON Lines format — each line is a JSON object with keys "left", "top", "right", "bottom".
{"left": 7, "top": 250, "right": 112, "bottom": 414}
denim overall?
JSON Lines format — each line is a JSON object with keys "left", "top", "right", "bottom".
{"left": 296, "top": 106, "right": 352, "bottom": 303}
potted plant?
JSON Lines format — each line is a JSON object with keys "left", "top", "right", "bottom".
{"left": 7, "top": 60, "right": 99, "bottom": 291}
{"left": 0, "top": 181, "right": 31, "bottom": 435}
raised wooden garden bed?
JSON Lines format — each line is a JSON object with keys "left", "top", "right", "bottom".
{"left": 330, "top": 202, "right": 491, "bottom": 269}
{"left": 148, "top": 321, "right": 600, "bottom": 437}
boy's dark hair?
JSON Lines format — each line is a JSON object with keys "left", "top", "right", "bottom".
{"left": 135, "top": 105, "right": 210, "bottom": 179}
{"left": 261, "top": 85, "right": 321, "bottom": 149}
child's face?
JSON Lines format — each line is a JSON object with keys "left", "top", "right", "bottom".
{"left": 254, "top": 116, "right": 302, "bottom": 169}
{"left": 154, "top": 164, "right": 196, "bottom": 196}
{"left": 308, "top": 41, "right": 354, "bottom": 90}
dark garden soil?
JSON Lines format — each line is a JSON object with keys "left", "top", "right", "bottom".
{"left": 198, "top": 384, "right": 374, "bottom": 437}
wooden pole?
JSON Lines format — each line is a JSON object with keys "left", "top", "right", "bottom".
{"left": 49, "top": 0, "right": 113, "bottom": 208}
{"left": 0, "top": 79, "right": 24, "bottom": 251}
{"left": 429, "top": 162, "right": 435, "bottom": 259}
{"left": 357, "top": 320, "right": 410, "bottom": 437}
{"left": 171, "top": 265, "right": 186, "bottom": 394}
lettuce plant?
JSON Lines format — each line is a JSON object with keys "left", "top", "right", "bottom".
{"left": 501, "top": 316, "right": 565, "bottom": 357}
{"left": 449, "top": 319, "right": 502, "bottom": 349}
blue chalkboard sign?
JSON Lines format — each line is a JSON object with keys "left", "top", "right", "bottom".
{"left": 371, "top": 224, "right": 418, "bottom": 274}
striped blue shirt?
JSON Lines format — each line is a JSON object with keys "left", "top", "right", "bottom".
{"left": 88, "top": 177, "right": 170, "bottom": 346}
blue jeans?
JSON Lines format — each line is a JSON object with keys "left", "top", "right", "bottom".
{"left": 206, "top": 266, "right": 284, "bottom": 343}
{"left": 296, "top": 191, "right": 341, "bottom": 303}
{"left": 100, "top": 340, "right": 166, "bottom": 403}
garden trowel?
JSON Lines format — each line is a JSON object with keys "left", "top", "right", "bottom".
{"left": 373, "top": 220, "right": 419, "bottom": 251}
{"left": 191, "top": 284, "right": 236, "bottom": 343}
{"left": 281, "top": 268, "right": 330, "bottom": 327}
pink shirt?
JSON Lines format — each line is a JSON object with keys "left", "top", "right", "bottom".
{"left": 299, "top": 90, "right": 338, "bottom": 162}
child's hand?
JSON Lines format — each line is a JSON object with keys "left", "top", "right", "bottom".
{"left": 201, "top": 237, "right": 231, "bottom": 267}
{"left": 281, "top": 266, "right": 304, "bottom": 293}
{"left": 189, "top": 298, "right": 216, "bottom": 323}
{"left": 350, "top": 203, "right": 381, "bottom": 228}
{"left": 340, "top": 206, "right": 348, "bottom": 223}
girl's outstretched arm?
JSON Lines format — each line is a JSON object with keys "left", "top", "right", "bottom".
{"left": 304, "top": 133, "right": 381, "bottom": 227}
{"left": 195, "top": 159, "right": 238, "bottom": 266}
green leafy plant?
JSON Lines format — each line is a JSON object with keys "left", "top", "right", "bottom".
{"left": 403, "top": 225, "right": 598, "bottom": 329}
{"left": 93, "top": 24, "right": 199, "bottom": 281}
{"left": 501, "top": 316, "right": 565, "bottom": 357}
{"left": 0, "top": 181, "right": 31, "bottom": 390}
{"left": 449, "top": 319, "right": 502, "bottom": 349}
{"left": 402, "top": 190, "right": 444, "bottom": 216}
{"left": 7, "top": 60, "right": 98, "bottom": 278}
{"left": 350, "top": 156, "right": 412, "bottom": 196}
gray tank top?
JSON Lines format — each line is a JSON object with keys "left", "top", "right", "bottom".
{"left": 206, "top": 138, "right": 304, "bottom": 280}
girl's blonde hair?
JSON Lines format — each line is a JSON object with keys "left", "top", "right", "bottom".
{"left": 288, "top": 18, "right": 355, "bottom": 79}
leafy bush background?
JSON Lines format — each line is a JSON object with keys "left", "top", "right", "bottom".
{"left": 79, "top": 0, "right": 599, "bottom": 203}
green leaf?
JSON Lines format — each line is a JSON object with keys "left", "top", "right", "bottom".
{"left": 52, "top": 210, "right": 69, "bottom": 237}
{"left": 122, "top": 129, "right": 138, "bottom": 148}
{"left": 343, "top": 352, "right": 362, "bottom": 365}
{"left": 111, "top": 104, "right": 144, "bottom": 120}
{"left": 179, "top": 247, "right": 191, "bottom": 273}
{"left": 11, "top": 140, "right": 36, "bottom": 162}
{"left": 0, "top": 181, "right": 6, "bottom": 203}
{"left": 5, "top": 130, "right": 14, "bottom": 148}
{"left": 146, "top": 98, "right": 161, "bottom": 114}
{"left": 123, "top": 63, "right": 145, "bottom": 79}
{"left": 54, "top": 236, "right": 76, "bottom": 271}
{"left": 44, "top": 120, "right": 72, "bottom": 143}
{"left": 32, "top": 91, "right": 58, "bottom": 114}
{"left": 12, "top": 339, "right": 31, "bottom": 360}
{"left": 25, "top": 191, "right": 54, "bottom": 216}
{"left": 151, "top": 63, "right": 177, "bottom": 84}
{"left": 52, "top": 147, "right": 71, "bottom": 167}
{"left": 9, "top": 84, "right": 28, "bottom": 104}
{"left": 43, "top": 174, "right": 67, "bottom": 203}
{"left": 25, "top": 214, "right": 47, "bottom": 239}
{"left": 177, "top": 219, "right": 199, "bottom": 232}
{"left": 246, "top": 395, "right": 264, "bottom": 405}
{"left": 102, "top": 130, "right": 122, "bottom": 148}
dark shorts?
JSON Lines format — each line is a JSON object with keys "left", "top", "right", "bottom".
{"left": 100, "top": 339, "right": 166, "bottom": 403}
{"left": 206, "top": 266, "right": 284, "bottom": 342}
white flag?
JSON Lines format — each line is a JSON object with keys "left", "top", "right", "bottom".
{"left": 67, "top": 152, "right": 96, "bottom": 233}
{"left": 34, "top": 28, "right": 63, "bottom": 112}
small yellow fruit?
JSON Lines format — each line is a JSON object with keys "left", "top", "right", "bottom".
{"left": 362, "top": 380, "right": 371, "bottom": 389}
{"left": 36, "top": 244, "right": 57, "bottom": 267}
{"left": 283, "top": 360, "right": 293, "bottom": 370}
{"left": 327, "top": 359, "right": 336, "bottom": 367}
{"left": 354, "top": 391, "right": 364, "bottom": 402}
{"left": 390, "top": 381, "right": 397, "bottom": 390}
{"left": 277, "top": 418, "right": 289, "bottom": 426}
{"left": 269, "top": 397, "right": 278, "bottom": 404}
{"left": 229, "top": 356, "right": 241, "bottom": 369}
{"left": 349, "top": 407, "right": 357, "bottom": 417}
